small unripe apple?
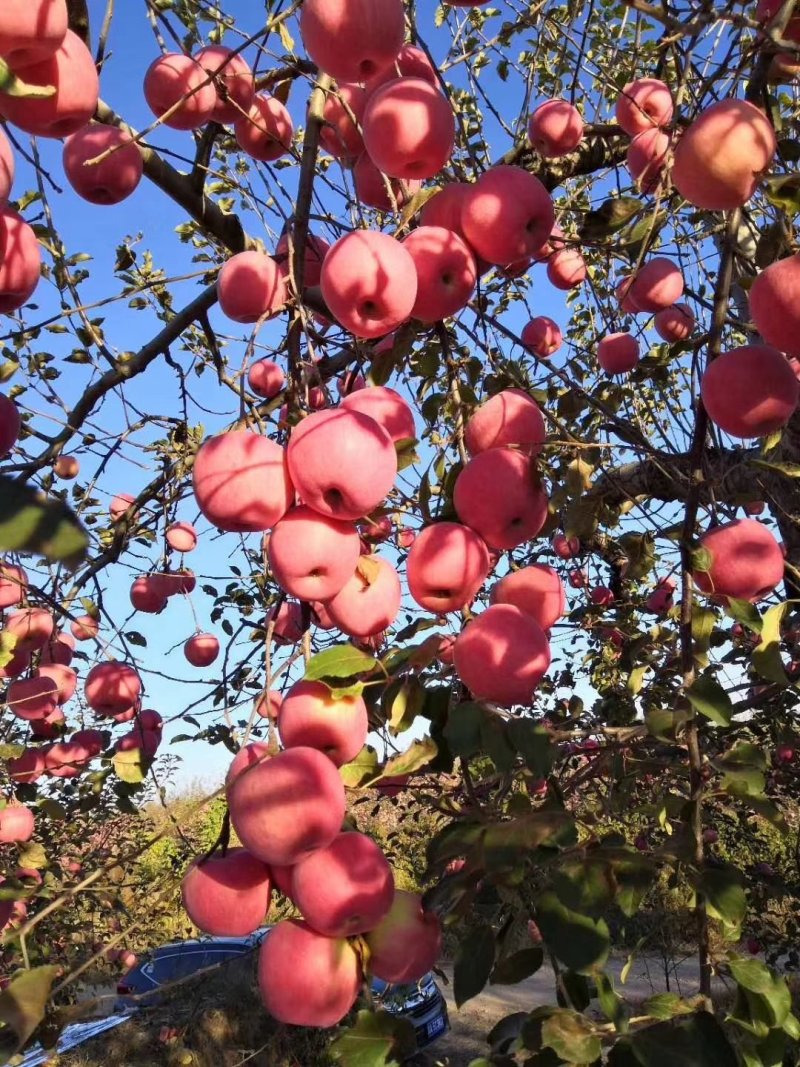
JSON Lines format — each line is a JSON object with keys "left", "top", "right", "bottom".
{"left": 143, "top": 53, "right": 217, "bottom": 130}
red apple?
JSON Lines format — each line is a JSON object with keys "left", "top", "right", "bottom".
{"left": 256, "top": 691, "right": 283, "bottom": 720}
{"left": 6, "top": 675, "right": 58, "bottom": 721}
{"left": 226, "top": 741, "right": 271, "bottom": 788}
{"left": 0, "top": 0, "right": 68, "bottom": 67}
{"left": 353, "top": 152, "right": 421, "bottom": 211}
{"left": 35, "top": 663, "right": 77, "bottom": 705}
{"left": 63, "top": 126, "right": 143, "bottom": 205}
{"left": 227, "top": 745, "right": 346, "bottom": 865}
{"left": 365, "top": 44, "right": 438, "bottom": 95}
{"left": 39, "top": 630, "right": 75, "bottom": 666}
{"left": 267, "top": 600, "right": 305, "bottom": 645}
{"left": 465, "top": 388, "right": 545, "bottom": 455}
{"left": 490, "top": 564, "right": 566, "bottom": 630}
{"left": 528, "top": 99, "right": 583, "bottom": 158}
{"left": 461, "top": 165, "right": 555, "bottom": 266}
{"left": 257, "top": 919, "right": 362, "bottom": 1027}
{"left": 629, "top": 258, "right": 684, "bottom": 313}
{"left": 143, "top": 53, "right": 216, "bottom": 130}
{"left": 365, "top": 890, "right": 442, "bottom": 983}
{"left": 406, "top": 522, "right": 490, "bottom": 612}
{"left": 546, "top": 247, "right": 586, "bottom": 290}
{"left": 320, "top": 82, "right": 367, "bottom": 162}
{"left": 278, "top": 679, "right": 368, "bottom": 767}
{"left": 275, "top": 232, "right": 330, "bottom": 289}
{"left": 749, "top": 253, "right": 800, "bottom": 357}
{"left": 616, "top": 78, "right": 673, "bottom": 135}
{"left": 184, "top": 633, "right": 220, "bottom": 667}
{"left": 320, "top": 230, "right": 418, "bottom": 339}
{"left": 402, "top": 225, "right": 476, "bottom": 322}
{"left": 0, "top": 805, "right": 34, "bottom": 844}
{"left": 419, "top": 182, "right": 472, "bottom": 244}
{"left": 194, "top": 45, "right": 255, "bottom": 124}
{"left": 363, "top": 77, "right": 454, "bottom": 180}
{"left": 627, "top": 127, "right": 671, "bottom": 193}
{"left": 454, "top": 604, "right": 551, "bottom": 706}
{"left": 597, "top": 332, "right": 640, "bottom": 374}
{"left": 0, "top": 210, "right": 42, "bottom": 314}
{"left": 340, "top": 386, "right": 415, "bottom": 443}
{"left": 129, "top": 576, "right": 167, "bottom": 614}
{"left": 182, "top": 848, "right": 271, "bottom": 936}
{"left": 324, "top": 555, "right": 402, "bottom": 637}
{"left": 0, "top": 562, "right": 27, "bottom": 608}
{"left": 654, "top": 302, "right": 695, "bottom": 342}
{"left": 247, "top": 359, "right": 285, "bottom": 400}
{"left": 672, "top": 99, "right": 776, "bottom": 210}
{"left": 287, "top": 408, "right": 397, "bottom": 521}
{"left": 53, "top": 454, "right": 79, "bottom": 480}
{"left": 0, "top": 30, "right": 99, "bottom": 137}
{"left": 299, "top": 0, "right": 405, "bottom": 83}
{"left": 234, "top": 94, "right": 293, "bottom": 161}
{"left": 694, "top": 518, "right": 784, "bottom": 601}
{"left": 217, "top": 250, "right": 288, "bottom": 324}
{"left": 5, "top": 608, "right": 53, "bottom": 652}
{"left": 166, "top": 522, "right": 197, "bottom": 553}
{"left": 291, "top": 831, "right": 394, "bottom": 937}
{"left": 29, "top": 705, "right": 65, "bottom": 739}
{"left": 0, "top": 126, "right": 14, "bottom": 205}
{"left": 84, "top": 661, "right": 142, "bottom": 716}
{"left": 590, "top": 586, "right": 615, "bottom": 607}
{"left": 0, "top": 648, "right": 31, "bottom": 680}
{"left": 700, "top": 344, "right": 799, "bottom": 438}
{"left": 192, "top": 430, "right": 294, "bottom": 532}
{"left": 268, "top": 505, "right": 361, "bottom": 601}
{"left": 71, "top": 614, "right": 98, "bottom": 641}
{"left": 521, "top": 316, "right": 562, "bottom": 358}
{"left": 7, "top": 748, "right": 46, "bottom": 785}
{"left": 454, "top": 447, "right": 548, "bottom": 550}
{"left": 110, "top": 493, "right": 135, "bottom": 521}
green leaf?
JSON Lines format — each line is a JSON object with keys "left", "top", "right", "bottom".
{"left": 697, "top": 866, "right": 746, "bottom": 935}
{"left": 304, "top": 644, "right": 378, "bottom": 686}
{"left": 444, "top": 701, "right": 484, "bottom": 760}
{"left": 491, "top": 947, "right": 543, "bottom": 985}
{"left": 728, "top": 957, "right": 791, "bottom": 1027}
{"left": 725, "top": 599, "right": 763, "bottom": 634}
{"left": 329, "top": 1009, "right": 416, "bottom": 1066}
{"left": 37, "top": 799, "right": 66, "bottom": 821}
{"left": 379, "top": 737, "right": 437, "bottom": 779}
{"left": 17, "top": 842, "right": 46, "bottom": 870}
{"left": 752, "top": 603, "right": 788, "bottom": 685}
{"left": 454, "top": 924, "right": 495, "bottom": 1007}
{"left": 642, "top": 993, "right": 696, "bottom": 1020}
{"left": 384, "top": 677, "right": 425, "bottom": 737}
{"left": 579, "top": 196, "right": 642, "bottom": 240}
{"left": 482, "top": 812, "right": 576, "bottom": 871}
{"left": 541, "top": 1010, "right": 602, "bottom": 1064}
{"left": 596, "top": 972, "right": 627, "bottom": 1030}
{"left": 0, "top": 965, "right": 59, "bottom": 1056}
{"left": 624, "top": 1010, "right": 738, "bottom": 1065}
{"left": 764, "top": 173, "right": 800, "bottom": 214}
{"left": 112, "top": 746, "right": 151, "bottom": 785}
{"left": 0, "top": 57, "right": 56, "bottom": 98}
{"left": 0, "top": 476, "right": 88, "bottom": 565}
{"left": 339, "top": 745, "right": 379, "bottom": 788}
{"left": 686, "top": 674, "right": 733, "bottom": 726}
{"left": 507, "top": 718, "right": 554, "bottom": 776}
{"left": 536, "top": 891, "right": 610, "bottom": 974}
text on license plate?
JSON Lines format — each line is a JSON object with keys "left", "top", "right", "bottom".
{"left": 427, "top": 1014, "right": 446, "bottom": 1038}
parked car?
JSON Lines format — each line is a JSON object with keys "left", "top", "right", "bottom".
{"left": 115, "top": 930, "right": 450, "bottom": 1051}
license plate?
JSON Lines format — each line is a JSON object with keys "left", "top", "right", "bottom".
{"left": 426, "top": 1014, "right": 446, "bottom": 1038}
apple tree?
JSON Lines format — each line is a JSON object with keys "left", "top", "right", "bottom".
{"left": 0, "top": 0, "right": 798, "bottom": 1063}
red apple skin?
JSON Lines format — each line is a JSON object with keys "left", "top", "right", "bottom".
{"left": 291, "top": 831, "right": 394, "bottom": 937}
{"left": 0, "top": 394, "right": 19, "bottom": 457}
{"left": 275, "top": 232, "right": 330, "bottom": 289}
{"left": 109, "top": 493, "right": 135, "bottom": 522}
{"left": 700, "top": 345, "right": 799, "bottom": 439}
{"left": 490, "top": 564, "right": 566, "bottom": 631}
{"left": 143, "top": 53, "right": 216, "bottom": 130}
{"left": 694, "top": 519, "right": 784, "bottom": 602}
{"left": 247, "top": 359, "right": 285, "bottom": 400}
{"left": 116, "top": 726, "right": 160, "bottom": 759}
{"left": 0, "top": 563, "right": 27, "bottom": 608}
{"left": 0, "top": 30, "right": 99, "bottom": 138}
{"left": 0, "top": 805, "right": 34, "bottom": 844}
{"left": 194, "top": 45, "right": 255, "bottom": 124}
{"left": 654, "top": 302, "right": 695, "bottom": 342}
{"left": 278, "top": 679, "right": 368, "bottom": 767}
{"left": 616, "top": 276, "right": 642, "bottom": 314}
{"left": 402, "top": 225, "right": 477, "bottom": 322}
{"left": 287, "top": 408, "right": 397, "bottom": 521}
{"left": 234, "top": 94, "right": 293, "bottom": 161}
{"left": 0, "top": 648, "right": 31, "bottom": 680}
{"left": 166, "top": 522, "right": 197, "bottom": 553}
{"left": 419, "top": 182, "right": 472, "bottom": 244}
{"left": 268, "top": 506, "right": 361, "bottom": 601}
{"left": 590, "top": 586, "right": 615, "bottom": 607}
{"left": 454, "top": 604, "right": 551, "bottom": 706}
{"left": 645, "top": 578, "right": 675, "bottom": 613}
{"left": 226, "top": 741, "right": 271, "bottom": 789}
{"left": 192, "top": 430, "right": 294, "bottom": 533}
{"left": 311, "top": 600, "right": 337, "bottom": 629}
{"left": 672, "top": 99, "right": 776, "bottom": 211}
{"left": 5, "top": 608, "right": 53, "bottom": 652}
{"left": 528, "top": 99, "right": 583, "bottom": 158}
{"left": 53, "top": 454, "right": 79, "bottom": 480}
{"left": 84, "top": 662, "right": 142, "bottom": 716}
{"left": 299, "top": 0, "right": 405, "bottom": 84}
{"left": 546, "top": 248, "right": 587, "bottom": 290}
{"left": 553, "top": 533, "right": 580, "bottom": 560}
{"left": 749, "top": 253, "right": 800, "bottom": 357}
{"left": 130, "top": 576, "right": 167, "bottom": 614}
{"left": 217, "top": 250, "right": 288, "bottom": 324}
{"left": 184, "top": 633, "right": 220, "bottom": 667}
{"left": 365, "top": 44, "right": 438, "bottom": 95}
{"left": 365, "top": 890, "right": 442, "bottom": 983}
{"left": 521, "top": 316, "right": 562, "bottom": 358}
{"left": 461, "top": 166, "right": 555, "bottom": 266}
{"left": 0, "top": 0, "right": 68, "bottom": 67}
{"left": 454, "top": 447, "right": 549, "bottom": 550}
{"left": 258, "top": 919, "right": 362, "bottom": 1028}
{"left": 353, "top": 152, "right": 421, "bottom": 212}
{"left": 29, "top": 705, "right": 65, "bottom": 739}
{"left": 340, "top": 386, "right": 415, "bottom": 444}
{"left": 363, "top": 77, "right": 454, "bottom": 180}
{"left": 597, "top": 332, "right": 640, "bottom": 375}
{"left": 6, "top": 675, "right": 58, "bottom": 721}
{"left": 7, "top": 748, "right": 47, "bottom": 785}
{"left": 320, "top": 230, "right": 418, "bottom": 340}
{"left": 320, "top": 82, "right": 367, "bottom": 161}
{"left": 616, "top": 78, "right": 673, "bottom": 136}
{"left": 407, "top": 522, "right": 490, "bottom": 613}
{"left": 256, "top": 690, "right": 283, "bottom": 720}
{"left": 629, "top": 258, "right": 684, "bottom": 313}
{"left": 266, "top": 600, "right": 305, "bottom": 646}
{"left": 397, "top": 528, "right": 416, "bottom": 549}
{"left": 0, "top": 126, "right": 14, "bottom": 205}
{"left": 39, "top": 630, "right": 75, "bottom": 666}
{"left": 63, "top": 126, "right": 143, "bottom": 205}
{"left": 227, "top": 745, "right": 346, "bottom": 866}
{"left": 465, "top": 388, "right": 545, "bottom": 456}
{"left": 324, "top": 555, "right": 402, "bottom": 638}
{"left": 627, "top": 127, "right": 671, "bottom": 193}
{"left": 182, "top": 848, "right": 272, "bottom": 936}
{"left": 35, "top": 663, "right": 77, "bottom": 705}
{"left": 71, "top": 614, "right": 99, "bottom": 641}
{"left": 0, "top": 211, "right": 42, "bottom": 315}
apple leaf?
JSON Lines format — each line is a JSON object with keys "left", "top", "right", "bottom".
{"left": 329, "top": 1009, "right": 416, "bottom": 1066}
{"left": 619, "top": 1010, "right": 739, "bottom": 1065}
{"left": 491, "top": 947, "right": 543, "bottom": 985}
{"left": 303, "top": 644, "right": 379, "bottom": 689}
{"left": 112, "top": 746, "right": 151, "bottom": 785}
{"left": 0, "top": 965, "right": 59, "bottom": 1057}
{"left": 535, "top": 891, "right": 611, "bottom": 974}
{"left": 0, "top": 476, "right": 88, "bottom": 565}
{"left": 379, "top": 736, "right": 438, "bottom": 779}
{"left": 339, "top": 745, "right": 379, "bottom": 789}
{"left": 454, "top": 924, "right": 495, "bottom": 1007}
{"left": 541, "top": 1009, "right": 602, "bottom": 1064}
{"left": 686, "top": 674, "right": 733, "bottom": 726}
{"left": 752, "top": 603, "right": 788, "bottom": 685}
